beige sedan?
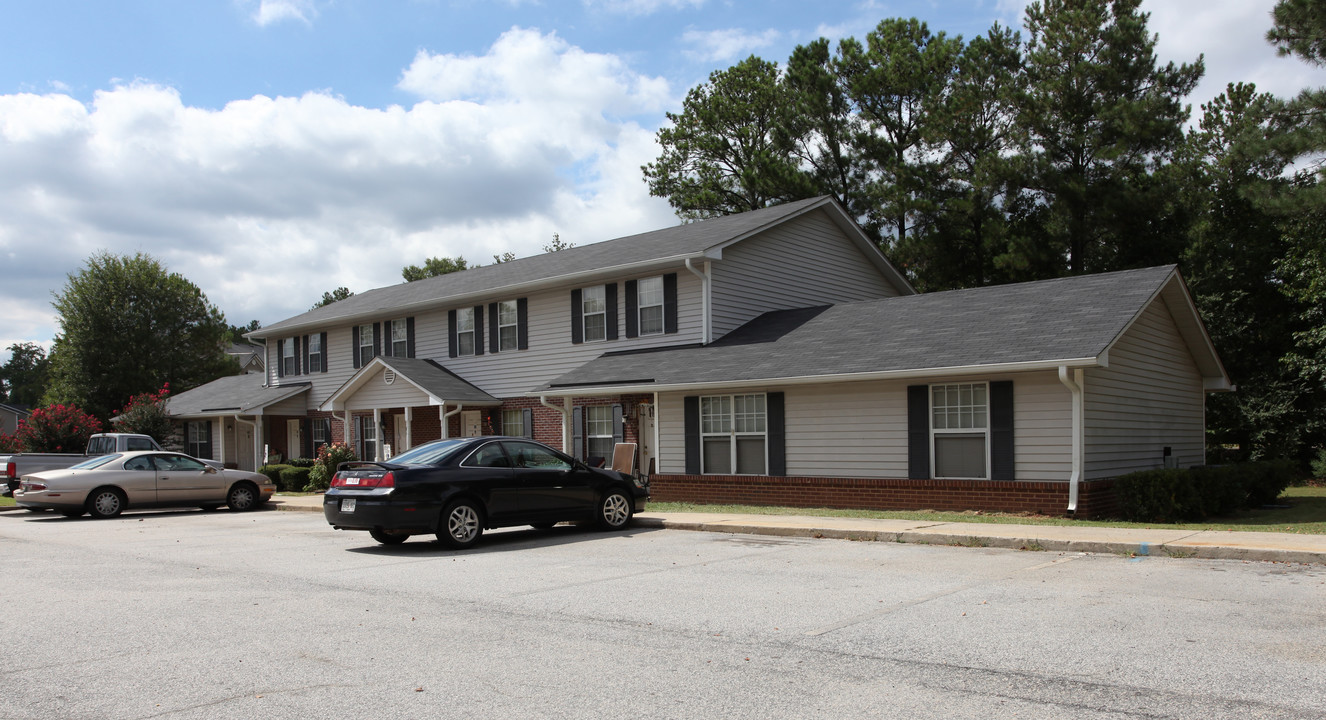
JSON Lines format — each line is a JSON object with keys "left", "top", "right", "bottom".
{"left": 15, "top": 451, "right": 275, "bottom": 518}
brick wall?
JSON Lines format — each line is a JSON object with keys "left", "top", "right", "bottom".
{"left": 648, "top": 474, "right": 1120, "bottom": 519}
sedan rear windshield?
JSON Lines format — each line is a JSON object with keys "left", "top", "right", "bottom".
{"left": 389, "top": 439, "right": 468, "bottom": 466}
{"left": 71, "top": 454, "right": 122, "bottom": 470}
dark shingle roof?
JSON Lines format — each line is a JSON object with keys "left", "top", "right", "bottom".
{"left": 253, "top": 197, "right": 846, "bottom": 338}
{"left": 372, "top": 356, "right": 500, "bottom": 405}
{"left": 165, "top": 374, "right": 309, "bottom": 417}
{"left": 542, "top": 266, "right": 1184, "bottom": 391}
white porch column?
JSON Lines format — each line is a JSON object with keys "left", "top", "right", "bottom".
{"left": 404, "top": 406, "right": 413, "bottom": 452}
{"left": 372, "top": 407, "right": 383, "bottom": 461}
{"left": 255, "top": 416, "right": 265, "bottom": 466}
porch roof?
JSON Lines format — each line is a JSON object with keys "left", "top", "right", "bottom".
{"left": 165, "top": 374, "right": 310, "bottom": 419}
{"left": 319, "top": 356, "right": 500, "bottom": 412}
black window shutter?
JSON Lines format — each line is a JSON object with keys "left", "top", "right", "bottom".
{"left": 572, "top": 406, "right": 584, "bottom": 460}
{"left": 448, "top": 310, "right": 457, "bottom": 358}
{"left": 684, "top": 396, "right": 700, "bottom": 475}
{"left": 351, "top": 326, "right": 361, "bottom": 369}
{"left": 605, "top": 283, "right": 618, "bottom": 340}
{"left": 302, "top": 334, "right": 310, "bottom": 372}
{"left": 320, "top": 332, "right": 329, "bottom": 373}
{"left": 522, "top": 408, "right": 533, "bottom": 439}
{"left": 474, "top": 305, "right": 485, "bottom": 356}
{"left": 625, "top": 279, "right": 638, "bottom": 338}
{"left": 990, "top": 380, "right": 1015, "bottom": 481}
{"left": 488, "top": 302, "right": 499, "bottom": 354}
{"left": 302, "top": 418, "right": 312, "bottom": 459}
{"left": 372, "top": 322, "right": 381, "bottom": 359}
{"left": 663, "top": 273, "right": 678, "bottom": 334}
{"left": 517, "top": 298, "right": 529, "bottom": 350}
{"left": 276, "top": 339, "right": 285, "bottom": 378}
{"left": 612, "top": 404, "right": 624, "bottom": 444}
{"left": 293, "top": 336, "right": 301, "bottom": 375}
{"left": 203, "top": 420, "right": 213, "bottom": 460}
{"left": 907, "top": 385, "right": 930, "bottom": 480}
{"left": 382, "top": 321, "right": 393, "bottom": 358}
{"left": 767, "top": 392, "right": 786, "bottom": 476}
{"left": 570, "top": 289, "right": 583, "bottom": 344}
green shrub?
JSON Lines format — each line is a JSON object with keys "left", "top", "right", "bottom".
{"left": 307, "top": 441, "right": 356, "bottom": 492}
{"left": 258, "top": 464, "right": 291, "bottom": 488}
{"left": 287, "top": 457, "right": 316, "bottom": 468}
{"left": 1311, "top": 448, "right": 1326, "bottom": 481}
{"left": 1115, "top": 461, "right": 1299, "bottom": 522}
{"left": 279, "top": 466, "right": 312, "bottom": 492}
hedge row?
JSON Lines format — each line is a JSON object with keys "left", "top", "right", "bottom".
{"left": 1114, "top": 461, "right": 1299, "bottom": 523}
{"left": 257, "top": 464, "right": 312, "bottom": 492}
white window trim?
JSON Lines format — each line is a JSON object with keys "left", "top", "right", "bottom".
{"left": 929, "top": 382, "right": 991, "bottom": 480}
{"left": 358, "top": 416, "right": 377, "bottom": 460}
{"left": 700, "top": 393, "right": 768, "bottom": 476}
{"left": 582, "top": 285, "right": 607, "bottom": 343}
{"left": 638, "top": 276, "right": 664, "bottom": 336}
{"left": 282, "top": 337, "right": 297, "bottom": 376}
{"left": 307, "top": 334, "right": 322, "bottom": 373}
{"left": 187, "top": 422, "right": 209, "bottom": 458}
{"left": 501, "top": 409, "right": 524, "bottom": 438}
{"left": 358, "top": 324, "right": 374, "bottom": 366}
{"left": 456, "top": 308, "right": 476, "bottom": 356}
{"left": 390, "top": 318, "right": 408, "bottom": 357}
{"left": 585, "top": 405, "right": 614, "bottom": 458}
{"left": 498, "top": 300, "right": 519, "bottom": 352}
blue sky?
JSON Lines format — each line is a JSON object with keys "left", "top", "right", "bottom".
{"left": 1, "top": 0, "right": 1322, "bottom": 364}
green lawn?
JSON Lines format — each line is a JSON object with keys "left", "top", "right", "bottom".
{"left": 646, "top": 485, "right": 1326, "bottom": 535}
{"left": 0, "top": 496, "right": 14, "bottom": 508}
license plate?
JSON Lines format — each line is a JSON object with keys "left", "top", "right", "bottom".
{"left": 346, "top": 477, "right": 360, "bottom": 485}
{"left": 341, "top": 499, "right": 356, "bottom": 513}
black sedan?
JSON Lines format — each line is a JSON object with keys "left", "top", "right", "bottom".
{"left": 323, "top": 436, "right": 649, "bottom": 548}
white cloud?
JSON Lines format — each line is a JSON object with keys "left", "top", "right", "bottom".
{"left": 244, "top": 0, "right": 318, "bottom": 27}
{"left": 680, "top": 28, "right": 782, "bottom": 63}
{"left": 0, "top": 29, "right": 679, "bottom": 347}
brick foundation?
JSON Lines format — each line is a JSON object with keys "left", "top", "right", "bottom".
{"left": 648, "top": 474, "right": 1120, "bottom": 519}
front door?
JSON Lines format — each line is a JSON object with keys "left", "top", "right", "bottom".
{"left": 461, "top": 410, "right": 482, "bottom": 438}
{"left": 287, "top": 419, "right": 301, "bottom": 462}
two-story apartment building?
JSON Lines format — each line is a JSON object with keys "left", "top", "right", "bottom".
{"left": 167, "top": 196, "right": 1229, "bottom": 517}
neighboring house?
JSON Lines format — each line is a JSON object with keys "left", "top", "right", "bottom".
{"left": 226, "top": 342, "right": 265, "bottom": 375}
{"left": 0, "top": 403, "right": 30, "bottom": 435}
{"left": 165, "top": 197, "right": 1229, "bottom": 516}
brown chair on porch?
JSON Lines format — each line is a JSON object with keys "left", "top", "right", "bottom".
{"left": 610, "top": 443, "right": 637, "bottom": 476}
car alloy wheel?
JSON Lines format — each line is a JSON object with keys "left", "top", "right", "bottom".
{"left": 438, "top": 499, "right": 483, "bottom": 549}
{"left": 227, "top": 483, "right": 257, "bottom": 511}
{"left": 598, "top": 491, "right": 632, "bottom": 530}
{"left": 88, "top": 488, "right": 125, "bottom": 519}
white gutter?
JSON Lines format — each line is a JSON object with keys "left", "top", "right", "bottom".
{"left": 684, "top": 258, "right": 712, "bottom": 344}
{"left": 540, "top": 395, "right": 573, "bottom": 453}
{"left": 532, "top": 357, "right": 1103, "bottom": 398}
{"left": 1058, "top": 366, "right": 1085, "bottom": 516}
{"left": 440, "top": 403, "right": 464, "bottom": 439}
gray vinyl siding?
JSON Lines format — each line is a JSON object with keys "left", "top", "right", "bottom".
{"left": 1083, "top": 298, "right": 1206, "bottom": 479}
{"left": 657, "top": 372, "right": 1071, "bottom": 480}
{"left": 345, "top": 367, "right": 431, "bottom": 410}
{"left": 709, "top": 209, "right": 904, "bottom": 339}
{"left": 439, "top": 271, "right": 704, "bottom": 399}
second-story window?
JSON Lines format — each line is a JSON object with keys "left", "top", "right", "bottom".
{"left": 390, "top": 318, "right": 408, "bottom": 357}
{"left": 638, "top": 276, "right": 664, "bottom": 335}
{"left": 498, "top": 300, "right": 519, "bottom": 351}
{"left": 583, "top": 286, "right": 606, "bottom": 342}
{"left": 457, "top": 307, "right": 475, "bottom": 356}
{"left": 307, "top": 334, "right": 322, "bottom": 372}
{"left": 282, "top": 337, "right": 297, "bottom": 376}
{"left": 358, "top": 324, "right": 374, "bottom": 366}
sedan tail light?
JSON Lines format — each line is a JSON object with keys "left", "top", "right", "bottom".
{"left": 4, "top": 462, "right": 13, "bottom": 479}
{"left": 22, "top": 481, "right": 46, "bottom": 492}
{"left": 331, "top": 471, "right": 395, "bottom": 489}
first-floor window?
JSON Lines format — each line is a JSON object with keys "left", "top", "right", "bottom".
{"left": 187, "top": 422, "right": 210, "bottom": 459}
{"left": 932, "top": 383, "right": 988, "bottom": 479}
{"left": 701, "top": 394, "right": 766, "bottom": 474}
{"left": 456, "top": 308, "right": 475, "bottom": 356}
{"left": 358, "top": 416, "right": 377, "bottom": 460}
{"left": 585, "top": 406, "right": 614, "bottom": 460}
{"left": 501, "top": 409, "right": 524, "bottom": 438}
{"left": 311, "top": 418, "right": 329, "bottom": 452}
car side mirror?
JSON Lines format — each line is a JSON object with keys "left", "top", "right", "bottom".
{"left": 204, "top": 466, "right": 218, "bottom": 474}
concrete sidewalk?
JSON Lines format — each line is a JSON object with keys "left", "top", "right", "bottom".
{"left": 273, "top": 494, "right": 1326, "bottom": 565}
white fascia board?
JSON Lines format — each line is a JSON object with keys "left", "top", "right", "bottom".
{"left": 530, "top": 357, "right": 1102, "bottom": 397}
{"left": 251, "top": 253, "right": 707, "bottom": 340}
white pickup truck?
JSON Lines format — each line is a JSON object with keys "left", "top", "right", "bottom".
{"left": 2, "top": 433, "right": 190, "bottom": 497}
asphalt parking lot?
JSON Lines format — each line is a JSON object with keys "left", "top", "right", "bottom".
{"left": 2, "top": 507, "right": 1324, "bottom": 719}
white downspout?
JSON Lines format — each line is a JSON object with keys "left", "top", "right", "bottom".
{"left": 540, "top": 395, "right": 573, "bottom": 454}
{"left": 1058, "top": 366, "right": 1085, "bottom": 516}
{"left": 684, "top": 258, "right": 712, "bottom": 344}
{"left": 441, "top": 403, "right": 463, "bottom": 439}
